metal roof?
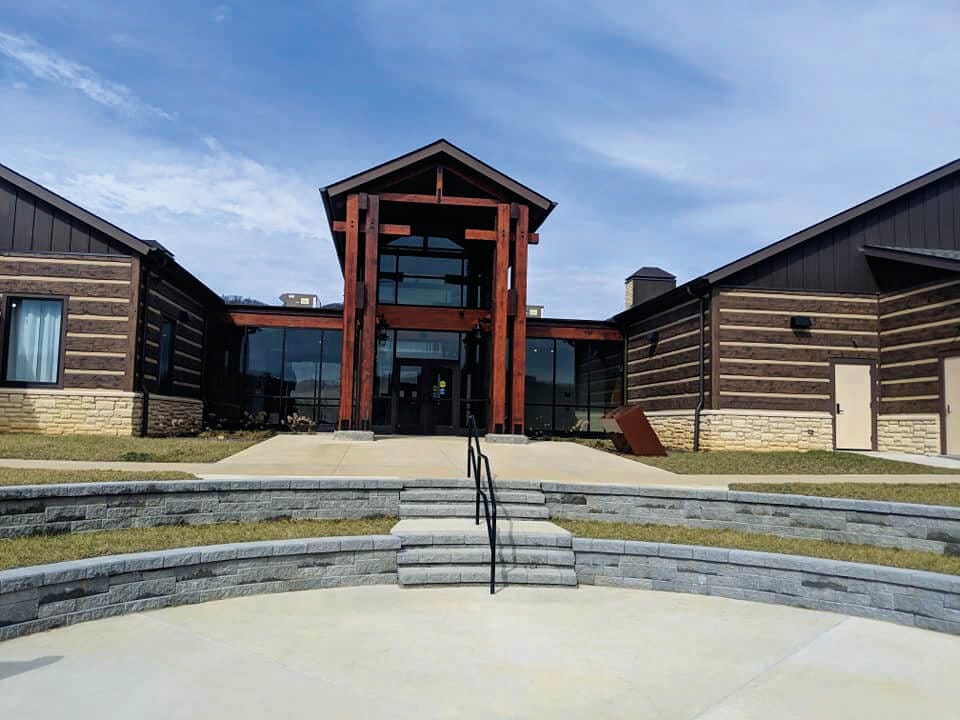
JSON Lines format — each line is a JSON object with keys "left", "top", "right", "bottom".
{"left": 862, "top": 244, "right": 960, "bottom": 272}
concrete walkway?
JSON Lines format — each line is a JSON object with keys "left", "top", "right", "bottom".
{"left": 1, "top": 434, "right": 959, "bottom": 487}
{"left": 853, "top": 450, "right": 960, "bottom": 469}
{"left": 1, "top": 586, "right": 957, "bottom": 719}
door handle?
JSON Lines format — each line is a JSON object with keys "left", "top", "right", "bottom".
{"left": 836, "top": 403, "right": 842, "bottom": 415}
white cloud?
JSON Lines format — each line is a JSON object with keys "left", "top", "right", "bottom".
{"left": 0, "top": 30, "right": 172, "bottom": 119}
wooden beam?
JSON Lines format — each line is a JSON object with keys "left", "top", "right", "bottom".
{"left": 528, "top": 232, "right": 539, "bottom": 245}
{"left": 358, "top": 195, "right": 380, "bottom": 429}
{"left": 222, "top": 311, "right": 342, "bottom": 330}
{"left": 379, "top": 306, "right": 488, "bottom": 332}
{"left": 379, "top": 192, "right": 499, "bottom": 208}
{"left": 436, "top": 166, "right": 444, "bottom": 201}
{"left": 464, "top": 229, "right": 497, "bottom": 241}
{"left": 338, "top": 194, "right": 360, "bottom": 429}
{"left": 332, "top": 221, "right": 410, "bottom": 236}
{"left": 489, "top": 203, "right": 511, "bottom": 433}
{"left": 526, "top": 324, "right": 622, "bottom": 342}
{"left": 510, "top": 204, "right": 529, "bottom": 435}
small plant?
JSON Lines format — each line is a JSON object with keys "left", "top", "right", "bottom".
{"left": 286, "top": 412, "right": 315, "bottom": 433}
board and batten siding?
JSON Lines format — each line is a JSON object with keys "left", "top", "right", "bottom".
{"left": 625, "top": 297, "right": 710, "bottom": 411}
{"left": 714, "top": 289, "right": 879, "bottom": 413}
{"left": 0, "top": 253, "right": 138, "bottom": 391}
{"left": 725, "top": 170, "right": 960, "bottom": 293}
{"left": 878, "top": 277, "right": 960, "bottom": 415}
{"left": 141, "top": 276, "right": 206, "bottom": 399}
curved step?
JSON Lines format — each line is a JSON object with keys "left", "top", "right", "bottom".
{"left": 400, "top": 489, "right": 546, "bottom": 505}
{"left": 399, "top": 503, "right": 550, "bottom": 520}
{"left": 399, "top": 546, "right": 575, "bottom": 566}
{"left": 398, "top": 564, "right": 578, "bottom": 587}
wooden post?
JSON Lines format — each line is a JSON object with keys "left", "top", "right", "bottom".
{"left": 358, "top": 194, "right": 380, "bottom": 429}
{"left": 490, "top": 203, "right": 511, "bottom": 433}
{"left": 510, "top": 204, "right": 529, "bottom": 435}
{"left": 338, "top": 193, "right": 360, "bottom": 429}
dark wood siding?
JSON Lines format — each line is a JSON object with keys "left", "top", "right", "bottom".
{"left": 715, "top": 289, "right": 878, "bottom": 413}
{"left": 0, "top": 253, "right": 136, "bottom": 390}
{"left": 625, "top": 297, "right": 710, "bottom": 411}
{"left": 141, "top": 276, "right": 206, "bottom": 399}
{"left": 725, "top": 171, "right": 960, "bottom": 293}
{"left": 0, "top": 178, "right": 127, "bottom": 256}
{"left": 878, "top": 278, "right": 960, "bottom": 415}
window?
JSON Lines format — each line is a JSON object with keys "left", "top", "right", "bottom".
{"left": 157, "top": 320, "right": 175, "bottom": 393}
{"left": 377, "top": 235, "right": 490, "bottom": 308}
{"left": 3, "top": 297, "right": 64, "bottom": 385}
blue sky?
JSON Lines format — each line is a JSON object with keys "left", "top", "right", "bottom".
{"left": 0, "top": 2, "right": 958, "bottom": 318}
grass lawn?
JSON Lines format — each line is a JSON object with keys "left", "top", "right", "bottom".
{"left": 572, "top": 440, "right": 960, "bottom": 475}
{"left": 0, "top": 468, "right": 196, "bottom": 486}
{"left": 556, "top": 519, "right": 960, "bottom": 576}
{"left": 0, "top": 432, "right": 272, "bottom": 463}
{"left": 728, "top": 481, "right": 960, "bottom": 507}
{"left": 0, "top": 517, "right": 396, "bottom": 570}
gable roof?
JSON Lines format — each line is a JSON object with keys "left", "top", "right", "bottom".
{"left": 615, "top": 156, "right": 960, "bottom": 321}
{"left": 0, "top": 162, "right": 154, "bottom": 256}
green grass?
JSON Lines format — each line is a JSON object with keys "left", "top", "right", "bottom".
{"left": 571, "top": 440, "right": 959, "bottom": 475}
{"left": 0, "top": 518, "right": 396, "bottom": 570}
{"left": 728, "top": 481, "right": 960, "bottom": 507}
{"left": 0, "top": 432, "right": 272, "bottom": 463}
{"left": 0, "top": 468, "right": 197, "bottom": 486}
{"left": 555, "top": 519, "right": 960, "bottom": 576}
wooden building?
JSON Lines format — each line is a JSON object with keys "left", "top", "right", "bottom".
{"left": 0, "top": 163, "right": 217, "bottom": 436}
{"left": 620, "top": 158, "right": 960, "bottom": 455}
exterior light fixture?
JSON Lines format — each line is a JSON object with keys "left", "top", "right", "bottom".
{"left": 789, "top": 315, "right": 813, "bottom": 330}
{"left": 471, "top": 322, "right": 483, "bottom": 342}
{"left": 377, "top": 314, "right": 390, "bottom": 343}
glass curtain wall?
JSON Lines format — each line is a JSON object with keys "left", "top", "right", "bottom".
{"left": 206, "top": 326, "right": 342, "bottom": 429}
{"left": 377, "top": 236, "right": 491, "bottom": 308}
{"left": 524, "top": 338, "right": 622, "bottom": 436}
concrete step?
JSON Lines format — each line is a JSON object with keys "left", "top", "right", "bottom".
{"left": 398, "top": 546, "right": 575, "bottom": 567}
{"left": 400, "top": 489, "right": 546, "bottom": 505}
{"left": 399, "top": 503, "right": 550, "bottom": 520}
{"left": 398, "top": 564, "right": 578, "bottom": 587}
{"left": 407, "top": 478, "right": 542, "bottom": 491}
{"left": 391, "top": 518, "right": 573, "bottom": 548}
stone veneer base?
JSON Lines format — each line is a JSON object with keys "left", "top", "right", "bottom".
{"left": 146, "top": 394, "right": 203, "bottom": 436}
{"left": 0, "top": 388, "right": 141, "bottom": 437}
{"left": 876, "top": 414, "right": 941, "bottom": 455}
{"left": 645, "top": 409, "right": 834, "bottom": 452}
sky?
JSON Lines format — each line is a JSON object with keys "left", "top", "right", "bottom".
{"left": 0, "top": 2, "right": 958, "bottom": 319}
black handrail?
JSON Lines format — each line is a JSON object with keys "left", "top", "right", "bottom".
{"left": 466, "top": 414, "right": 497, "bottom": 594}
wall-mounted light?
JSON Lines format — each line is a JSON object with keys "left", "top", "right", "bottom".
{"left": 789, "top": 315, "right": 813, "bottom": 330}
{"left": 647, "top": 330, "right": 660, "bottom": 344}
{"left": 376, "top": 314, "right": 390, "bottom": 344}
{"left": 471, "top": 321, "right": 484, "bottom": 342}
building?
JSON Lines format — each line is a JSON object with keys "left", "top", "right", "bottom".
{"left": 1, "top": 139, "right": 959, "bottom": 453}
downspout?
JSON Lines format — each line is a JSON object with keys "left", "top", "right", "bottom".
{"left": 138, "top": 267, "right": 153, "bottom": 437}
{"left": 687, "top": 284, "right": 707, "bottom": 452}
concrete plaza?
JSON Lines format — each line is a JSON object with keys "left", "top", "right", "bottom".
{"left": 1, "top": 585, "right": 957, "bottom": 719}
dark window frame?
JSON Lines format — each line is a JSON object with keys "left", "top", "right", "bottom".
{"left": 0, "top": 294, "right": 68, "bottom": 389}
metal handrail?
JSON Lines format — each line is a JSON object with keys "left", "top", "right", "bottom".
{"left": 466, "top": 414, "right": 497, "bottom": 594}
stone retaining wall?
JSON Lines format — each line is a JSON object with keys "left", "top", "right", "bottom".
{"left": 574, "top": 538, "right": 960, "bottom": 635}
{"left": 544, "top": 483, "right": 960, "bottom": 555}
{"left": 0, "top": 535, "right": 399, "bottom": 641}
{"left": 0, "top": 478, "right": 402, "bottom": 538}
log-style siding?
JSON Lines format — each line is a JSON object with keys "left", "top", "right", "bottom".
{"left": 878, "top": 278, "right": 960, "bottom": 414}
{"left": 715, "top": 289, "right": 878, "bottom": 413}
{"left": 0, "top": 253, "right": 135, "bottom": 390}
{"left": 625, "top": 297, "right": 710, "bottom": 411}
{"left": 141, "top": 276, "right": 207, "bottom": 398}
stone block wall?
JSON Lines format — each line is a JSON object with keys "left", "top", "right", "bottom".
{"left": 644, "top": 411, "right": 696, "bottom": 450}
{"left": 0, "top": 478, "right": 403, "bottom": 538}
{"left": 0, "top": 536, "right": 400, "bottom": 641}
{"left": 574, "top": 538, "right": 960, "bottom": 635}
{"left": 146, "top": 394, "right": 204, "bottom": 436}
{"left": 0, "top": 389, "right": 141, "bottom": 436}
{"left": 699, "top": 410, "right": 833, "bottom": 451}
{"left": 543, "top": 482, "right": 960, "bottom": 555}
{"left": 877, "top": 414, "right": 941, "bottom": 454}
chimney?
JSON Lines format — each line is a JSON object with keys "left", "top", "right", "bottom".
{"left": 625, "top": 267, "right": 676, "bottom": 309}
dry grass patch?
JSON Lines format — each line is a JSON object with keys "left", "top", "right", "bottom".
{"left": 0, "top": 518, "right": 396, "bottom": 570}
{"left": 556, "top": 519, "right": 960, "bottom": 576}
{"left": 729, "top": 481, "right": 960, "bottom": 507}
{"left": 0, "top": 432, "right": 272, "bottom": 463}
{"left": 0, "top": 468, "right": 196, "bottom": 486}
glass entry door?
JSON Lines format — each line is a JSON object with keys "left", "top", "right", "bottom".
{"left": 395, "top": 360, "right": 458, "bottom": 434}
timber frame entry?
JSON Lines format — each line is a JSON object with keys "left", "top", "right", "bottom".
{"left": 320, "top": 139, "right": 556, "bottom": 435}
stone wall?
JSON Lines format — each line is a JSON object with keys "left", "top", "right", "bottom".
{"left": 0, "top": 478, "right": 403, "bottom": 538}
{"left": 0, "top": 389, "right": 141, "bottom": 436}
{"left": 0, "top": 536, "right": 399, "bottom": 641}
{"left": 146, "top": 394, "right": 204, "bottom": 436}
{"left": 877, "top": 414, "right": 941, "bottom": 454}
{"left": 644, "top": 411, "right": 695, "bottom": 450}
{"left": 543, "top": 482, "right": 960, "bottom": 555}
{"left": 644, "top": 409, "right": 833, "bottom": 451}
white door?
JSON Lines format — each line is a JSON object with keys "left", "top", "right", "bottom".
{"left": 834, "top": 363, "right": 873, "bottom": 450}
{"left": 944, "top": 357, "right": 960, "bottom": 455}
